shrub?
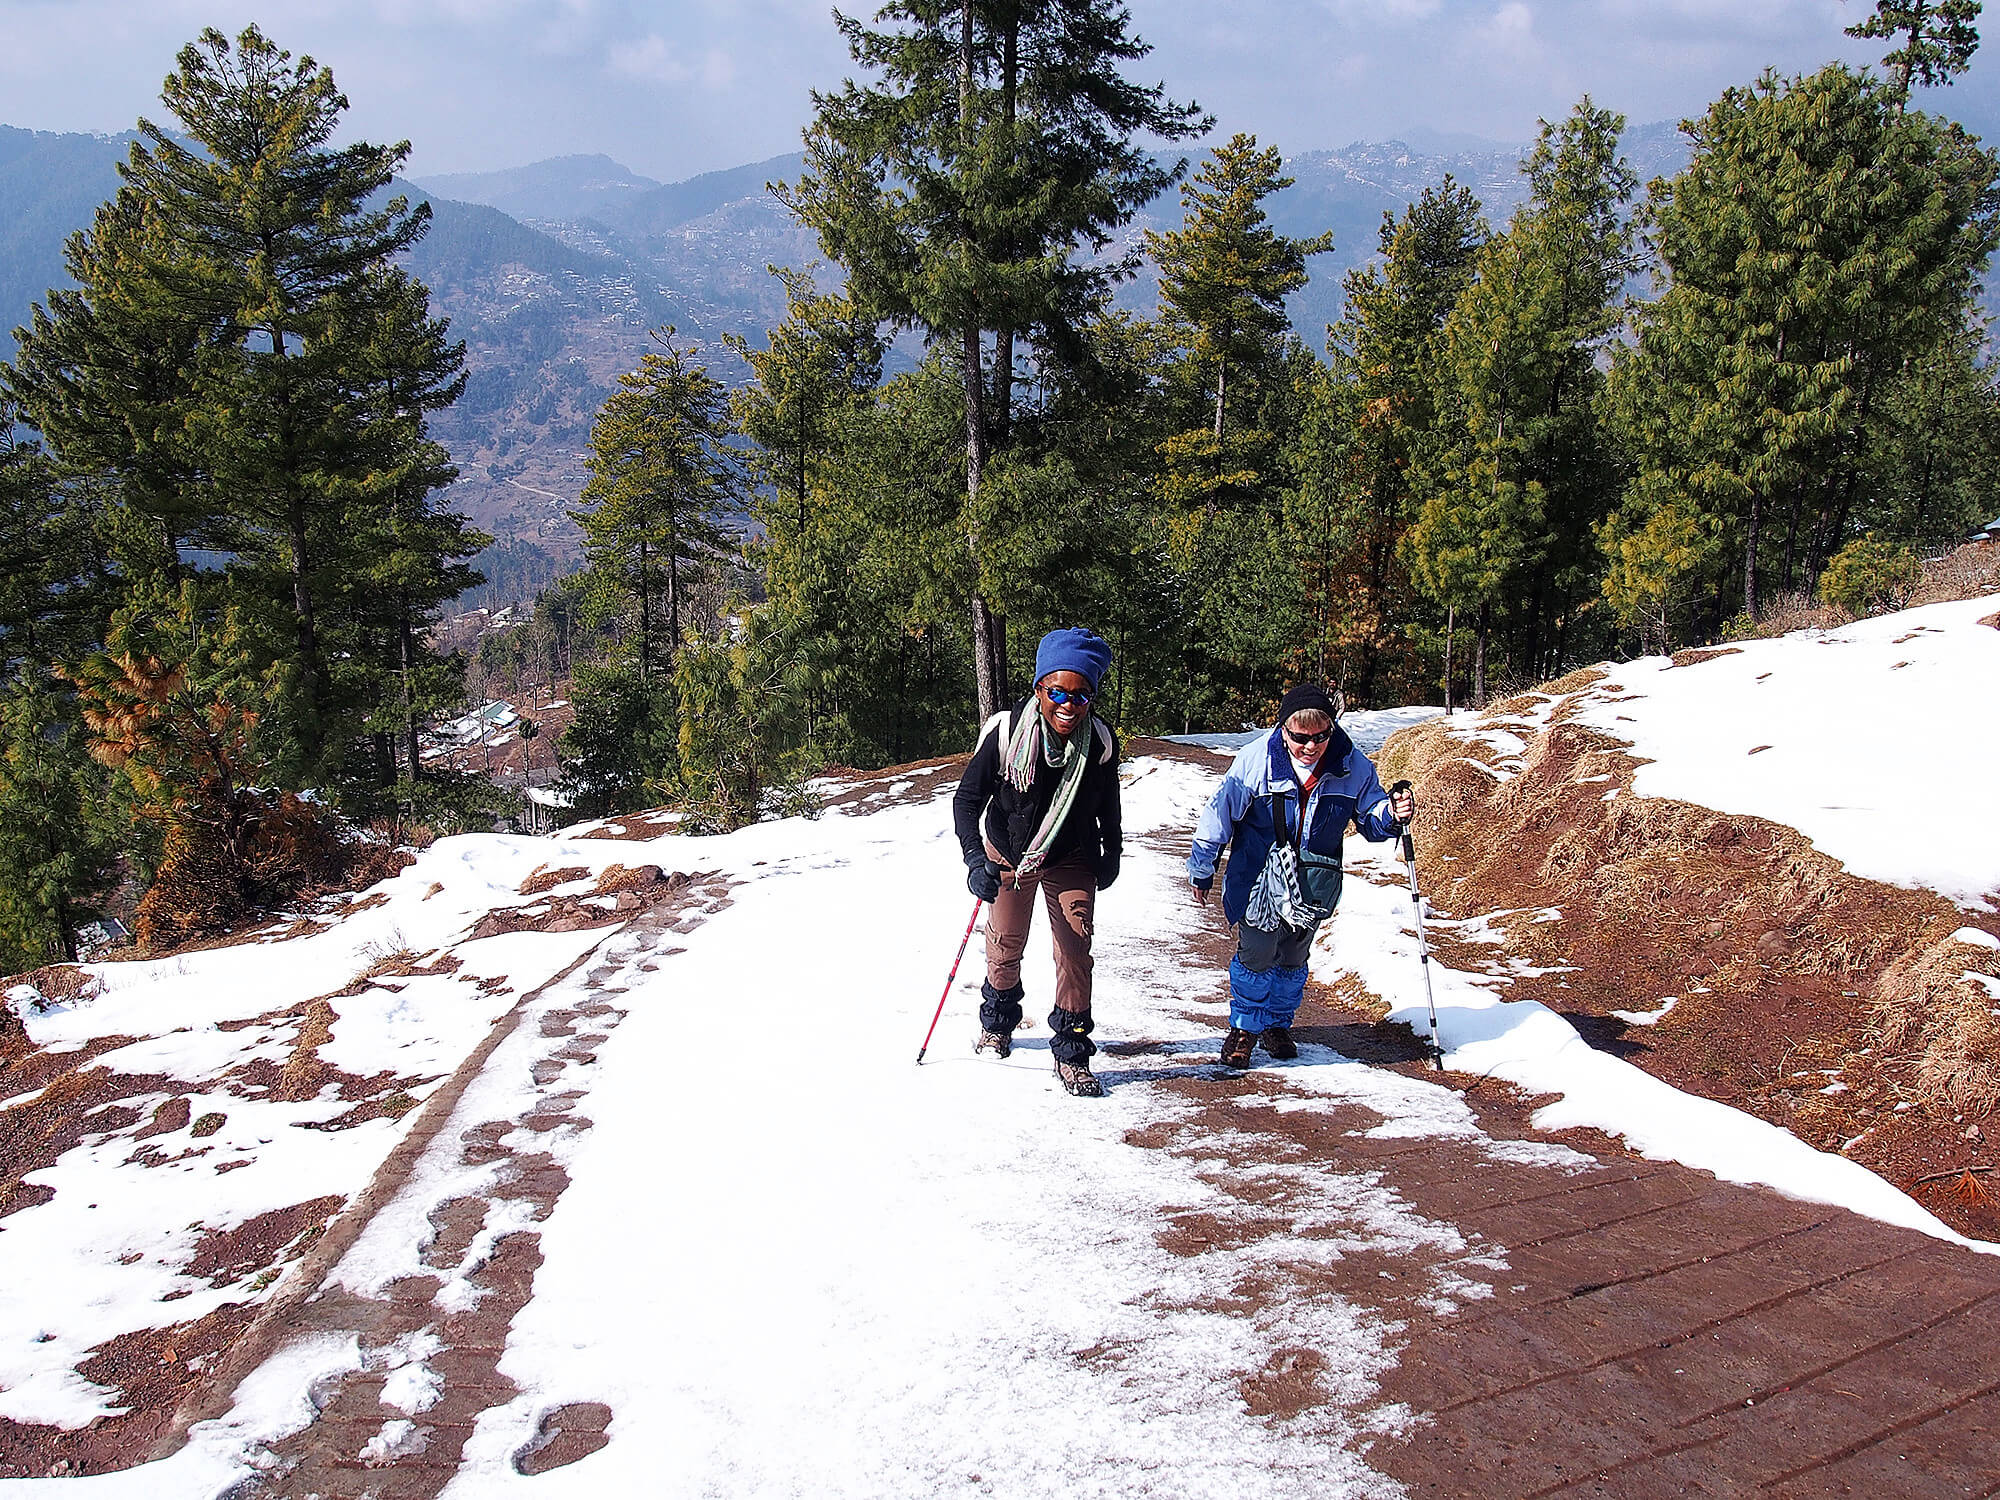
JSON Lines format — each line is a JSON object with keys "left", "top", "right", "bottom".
{"left": 1819, "top": 536, "right": 1923, "bottom": 618}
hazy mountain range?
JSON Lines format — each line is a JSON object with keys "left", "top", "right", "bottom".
{"left": 2, "top": 121, "right": 1703, "bottom": 604}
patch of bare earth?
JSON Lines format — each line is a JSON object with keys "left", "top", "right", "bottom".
{"left": 469, "top": 863, "right": 695, "bottom": 937}
{"left": 814, "top": 755, "right": 964, "bottom": 813}
{"left": 1375, "top": 688, "right": 2000, "bottom": 1241}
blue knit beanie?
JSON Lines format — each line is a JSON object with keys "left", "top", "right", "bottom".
{"left": 1032, "top": 627, "right": 1114, "bottom": 692}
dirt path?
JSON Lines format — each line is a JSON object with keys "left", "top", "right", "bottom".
{"left": 190, "top": 886, "right": 729, "bottom": 1497}
{"left": 1124, "top": 884, "right": 2000, "bottom": 1499}
{"left": 1234, "top": 1000, "right": 2000, "bottom": 1498}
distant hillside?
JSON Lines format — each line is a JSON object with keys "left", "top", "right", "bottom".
{"left": 388, "top": 181, "right": 693, "bottom": 573}
{"left": 0, "top": 125, "right": 129, "bottom": 352}
{"left": 414, "top": 152, "right": 661, "bottom": 223}
{"left": 602, "top": 152, "right": 808, "bottom": 237}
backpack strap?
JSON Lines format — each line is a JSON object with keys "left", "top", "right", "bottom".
{"left": 975, "top": 708, "right": 1012, "bottom": 755}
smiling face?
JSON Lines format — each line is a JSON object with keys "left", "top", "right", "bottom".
{"left": 1282, "top": 708, "right": 1333, "bottom": 772}
{"left": 1036, "top": 670, "right": 1093, "bottom": 737}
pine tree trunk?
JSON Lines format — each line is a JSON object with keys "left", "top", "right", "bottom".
{"left": 1781, "top": 489, "right": 1803, "bottom": 593}
{"left": 1474, "top": 601, "right": 1490, "bottom": 708}
{"left": 638, "top": 535, "right": 652, "bottom": 682}
{"left": 963, "top": 325, "right": 1002, "bottom": 722}
{"left": 270, "top": 320, "right": 322, "bottom": 759}
{"left": 1744, "top": 486, "right": 1763, "bottom": 621}
{"left": 1444, "top": 604, "right": 1455, "bottom": 715}
{"left": 960, "top": 5, "right": 1003, "bottom": 723}
{"left": 400, "top": 604, "right": 422, "bottom": 785}
{"left": 668, "top": 513, "right": 681, "bottom": 657}
{"left": 1213, "top": 360, "right": 1227, "bottom": 442}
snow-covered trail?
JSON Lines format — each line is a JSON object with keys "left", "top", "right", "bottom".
{"left": 423, "top": 757, "right": 1492, "bottom": 1498}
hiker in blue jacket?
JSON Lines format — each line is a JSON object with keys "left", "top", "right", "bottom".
{"left": 1186, "top": 683, "right": 1414, "bottom": 1068}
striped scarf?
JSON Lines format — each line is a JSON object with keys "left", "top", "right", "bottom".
{"left": 1002, "top": 706, "right": 1092, "bottom": 879}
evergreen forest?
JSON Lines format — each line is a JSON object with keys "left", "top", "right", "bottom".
{"left": 4, "top": 5, "right": 2000, "bottom": 971}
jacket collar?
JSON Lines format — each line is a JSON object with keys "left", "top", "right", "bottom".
{"left": 1263, "top": 722, "right": 1354, "bottom": 790}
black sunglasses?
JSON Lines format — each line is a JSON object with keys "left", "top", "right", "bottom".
{"left": 1283, "top": 725, "right": 1332, "bottom": 746}
{"left": 1042, "top": 685, "right": 1092, "bottom": 707}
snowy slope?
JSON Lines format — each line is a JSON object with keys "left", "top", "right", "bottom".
{"left": 1315, "top": 593, "right": 2000, "bottom": 1250}
{"left": 1568, "top": 596, "right": 1997, "bottom": 909}
{"left": 0, "top": 756, "right": 1569, "bottom": 1497}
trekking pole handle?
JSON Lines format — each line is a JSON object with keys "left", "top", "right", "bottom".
{"left": 1388, "top": 779, "right": 1416, "bottom": 863}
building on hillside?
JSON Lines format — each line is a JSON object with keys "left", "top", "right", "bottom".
{"left": 522, "top": 783, "right": 576, "bottom": 836}
{"left": 1974, "top": 514, "right": 2000, "bottom": 543}
{"left": 435, "top": 699, "right": 521, "bottom": 748}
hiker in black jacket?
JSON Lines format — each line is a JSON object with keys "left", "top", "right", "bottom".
{"left": 952, "top": 628, "right": 1123, "bottom": 1097}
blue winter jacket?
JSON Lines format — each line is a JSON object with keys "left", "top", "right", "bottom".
{"left": 1187, "top": 724, "right": 1400, "bottom": 927}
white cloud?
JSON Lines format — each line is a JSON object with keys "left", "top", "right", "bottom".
{"left": 607, "top": 33, "right": 735, "bottom": 89}
{"left": 1322, "top": 0, "right": 1442, "bottom": 19}
{"left": 1478, "top": 1, "right": 1541, "bottom": 57}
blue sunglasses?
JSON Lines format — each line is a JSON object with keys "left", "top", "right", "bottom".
{"left": 1042, "top": 685, "right": 1093, "bottom": 707}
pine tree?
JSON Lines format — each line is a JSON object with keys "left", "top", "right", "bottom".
{"left": 1409, "top": 100, "right": 1636, "bottom": 701}
{"left": 1860, "top": 323, "right": 2000, "bottom": 545}
{"left": 1319, "top": 179, "right": 1488, "bottom": 702}
{"left": 338, "top": 267, "right": 485, "bottom": 795}
{"left": 723, "top": 266, "right": 884, "bottom": 538}
{"left": 114, "top": 25, "right": 444, "bottom": 773}
{"left": 1603, "top": 65, "right": 1999, "bottom": 636}
{"left": 781, "top": 0, "right": 1207, "bottom": 720}
{"left": 1846, "top": 0, "right": 1982, "bottom": 101}
{"left": 6, "top": 190, "right": 213, "bottom": 589}
{"left": 0, "top": 400, "right": 107, "bottom": 683}
{"left": 0, "top": 674, "right": 120, "bottom": 970}
{"left": 1148, "top": 133, "right": 1332, "bottom": 472}
{"left": 575, "top": 330, "right": 741, "bottom": 684}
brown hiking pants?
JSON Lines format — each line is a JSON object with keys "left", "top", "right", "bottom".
{"left": 983, "top": 844, "right": 1096, "bottom": 1015}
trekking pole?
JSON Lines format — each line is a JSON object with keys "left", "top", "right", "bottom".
{"left": 1388, "top": 779, "right": 1444, "bottom": 1071}
{"left": 916, "top": 898, "right": 984, "bottom": 1066}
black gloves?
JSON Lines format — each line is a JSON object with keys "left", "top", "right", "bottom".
{"left": 966, "top": 856, "right": 1002, "bottom": 903}
{"left": 1096, "top": 846, "right": 1120, "bottom": 892}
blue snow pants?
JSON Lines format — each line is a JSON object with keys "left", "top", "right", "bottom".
{"left": 1228, "top": 920, "right": 1318, "bottom": 1033}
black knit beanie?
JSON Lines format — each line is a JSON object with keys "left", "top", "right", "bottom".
{"left": 1277, "top": 683, "right": 1336, "bottom": 725}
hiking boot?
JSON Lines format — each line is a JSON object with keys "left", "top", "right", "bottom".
{"left": 1259, "top": 1026, "right": 1299, "bottom": 1061}
{"left": 1055, "top": 1059, "right": 1104, "bottom": 1097}
{"left": 1220, "top": 1027, "right": 1255, "bottom": 1069}
{"left": 975, "top": 1028, "right": 1013, "bottom": 1059}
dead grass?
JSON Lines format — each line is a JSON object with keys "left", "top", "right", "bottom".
{"left": 4, "top": 964, "right": 101, "bottom": 1006}
{"left": 1874, "top": 931, "right": 2000, "bottom": 1118}
{"left": 519, "top": 866, "right": 590, "bottom": 896}
{"left": 591, "top": 863, "right": 668, "bottom": 896}
{"left": 1670, "top": 645, "right": 1745, "bottom": 668}
{"left": 1909, "top": 540, "right": 2000, "bottom": 607}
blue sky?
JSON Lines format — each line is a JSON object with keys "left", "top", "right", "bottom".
{"left": 1, "top": 1, "right": 1993, "bottom": 181}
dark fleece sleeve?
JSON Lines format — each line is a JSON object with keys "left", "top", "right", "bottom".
{"left": 952, "top": 721, "right": 1002, "bottom": 866}
{"left": 1096, "top": 726, "right": 1123, "bottom": 866}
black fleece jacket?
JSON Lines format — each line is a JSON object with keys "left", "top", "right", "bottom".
{"left": 952, "top": 699, "right": 1123, "bottom": 881}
